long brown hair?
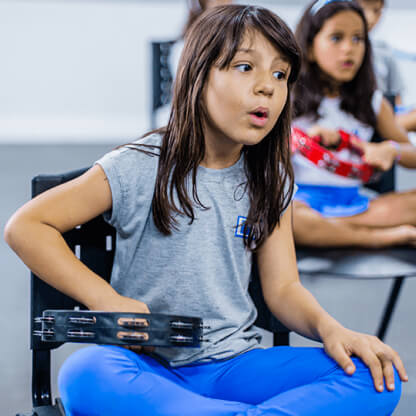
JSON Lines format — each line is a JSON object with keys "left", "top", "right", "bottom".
{"left": 140, "top": 5, "right": 300, "bottom": 250}
{"left": 182, "top": 0, "right": 207, "bottom": 38}
{"left": 182, "top": 1, "right": 233, "bottom": 38}
{"left": 293, "top": 0, "right": 377, "bottom": 127}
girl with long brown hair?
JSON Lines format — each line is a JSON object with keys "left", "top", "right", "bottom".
{"left": 292, "top": 0, "right": 416, "bottom": 248}
{"left": 5, "top": 5, "right": 406, "bottom": 415}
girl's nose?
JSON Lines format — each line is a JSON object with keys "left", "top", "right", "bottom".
{"left": 254, "top": 77, "right": 274, "bottom": 96}
{"left": 341, "top": 40, "right": 354, "bottom": 54}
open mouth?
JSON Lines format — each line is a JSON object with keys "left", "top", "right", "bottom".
{"left": 342, "top": 60, "right": 354, "bottom": 68}
{"left": 252, "top": 110, "right": 268, "bottom": 118}
{"left": 249, "top": 107, "right": 269, "bottom": 126}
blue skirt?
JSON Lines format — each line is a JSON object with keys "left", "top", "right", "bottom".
{"left": 295, "top": 184, "right": 370, "bottom": 218}
{"left": 395, "top": 104, "right": 415, "bottom": 115}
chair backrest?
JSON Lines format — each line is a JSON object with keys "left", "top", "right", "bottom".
{"left": 30, "top": 168, "right": 116, "bottom": 407}
{"left": 29, "top": 167, "right": 288, "bottom": 407}
{"left": 151, "top": 40, "right": 176, "bottom": 129}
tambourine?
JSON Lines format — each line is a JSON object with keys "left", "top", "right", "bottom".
{"left": 291, "top": 127, "right": 380, "bottom": 183}
{"left": 34, "top": 310, "right": 209, "bottom": 347}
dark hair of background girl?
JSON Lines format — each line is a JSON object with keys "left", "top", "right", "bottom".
{"left": 293, "top": 0, "right": 377, "bottom": 128}
{"left": 182, "top": 0, "right": 207, "bottom": 38}
{"left": 135, "top": 5, "right": 301, "bottom": 250}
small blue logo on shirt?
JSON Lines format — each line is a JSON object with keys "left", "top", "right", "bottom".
{"left": 235, "top": 216, "right": 250, "bottom": 238}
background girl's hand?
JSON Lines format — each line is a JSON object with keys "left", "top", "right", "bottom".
{"left": 321, "top": 324, "right": 408, "bottom": 392}
{"left": 307, "top": 125, "right": 341, "bottom": 147}
{"left": 91, "top": 293, "right": 153, "bottom": 354}
{"left": 350, "top": 138, "right": 397, "bottom": 171}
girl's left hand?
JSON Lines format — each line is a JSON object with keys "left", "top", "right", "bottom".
{"left": 321, "top": 325, "right": 408, "bottom": 392}
{"left": 350, "top": 138, "right": 398, "bottom": 171}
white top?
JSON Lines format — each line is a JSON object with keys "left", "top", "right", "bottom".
{"left": 292, "top": 90, "right": 383, "bottom": 187}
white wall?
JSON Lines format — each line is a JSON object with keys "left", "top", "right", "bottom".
{"left": 0, "top": 0, "right": 188, "bottom": 143}
{"left": 0, "top": 0, "right": 415, "bottom": 144}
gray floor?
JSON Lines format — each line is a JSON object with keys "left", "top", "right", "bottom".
{"left": 1, "top": 144, "right": 415, "bottom": 415}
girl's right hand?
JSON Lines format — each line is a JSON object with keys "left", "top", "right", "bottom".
{"left": 307, "top": 125, "right": 341, "bottom": 147}
{"left": 91, "top": 293, "right": 152, "bottom": 354}
{"left": 92, "top": 293, "right": 151, "bottom": 315}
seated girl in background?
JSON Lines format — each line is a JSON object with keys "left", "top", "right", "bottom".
{"left": 357, "top": 0, "right": 416, "bottom": 133}
{"left": 291, "top": 0, "right": 416, "bottom": 248}
{"left": 5, "top": 5, "right": 406, "bottom": 416}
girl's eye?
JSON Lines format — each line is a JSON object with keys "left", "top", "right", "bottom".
{"left": 352, "top": 35, "right": 364, "bottom": 43}
{"left": 331, "top": 34, "right": 342, "bottom": 42}
{"left": 273, "top": 71, "right": 286, "bottom": 80}
{"left": 235, "top": 63, "right": 252, "bottom": 72}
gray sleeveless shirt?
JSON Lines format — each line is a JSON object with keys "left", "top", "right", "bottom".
{"left": 96, "top": 134, "right": 264, "bottom": 367}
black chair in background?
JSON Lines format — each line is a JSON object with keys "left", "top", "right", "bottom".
{"left": 17, "top": 168, "right": 289, "bottom": 416}
{"left": 151, "top": 40, "right": 175, "bottom": 129}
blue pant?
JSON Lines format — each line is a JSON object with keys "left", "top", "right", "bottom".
{"left": 58, "top": 345, "right": 401, "bottom": 415}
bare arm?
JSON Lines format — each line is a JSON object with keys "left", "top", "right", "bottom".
{"left": 376, "top": 97, "right": 416, "bottom": 168}
{"left": 292, "top": 202, "right": 416, "bottom": 248}
{"left": 256, "top": 204, "right": 408, "bottom": 391}
{"left": 257, "top": 204, "right": 339, "bottom": 340}
{"left": 4, "top": 165, "right": 148, "bottom": 313}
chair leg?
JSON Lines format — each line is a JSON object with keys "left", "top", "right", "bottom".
{"left": 32, "top": 350, "right": 52, "bottom": 407}
{"left": 377, "top": 276, "right": 405, "bottom": 341}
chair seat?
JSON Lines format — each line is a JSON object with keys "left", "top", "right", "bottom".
{"left": 296, "top": 246, "right": 416, "bottom": 279}
{"left": 17, "top": 399, "right": 65, "bottom": 416}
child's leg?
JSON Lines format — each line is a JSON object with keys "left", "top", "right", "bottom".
{"left": 58, "top": 345, "right": 253, "bottom": 416}
{"left": 199, "top": 347, "right": 401, "bottom": 416}
{"left": 337, "top": 190, "right": 416, "bottom": 228}
{"left": 293, "top": 201, "right": 416, "bottom": 247}
{"left": 59, "top": 345, "right": 401, "bottom": 415}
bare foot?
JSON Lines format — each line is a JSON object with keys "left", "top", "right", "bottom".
{"left": 372, "top": 225, "right": 416, "bottom": 248}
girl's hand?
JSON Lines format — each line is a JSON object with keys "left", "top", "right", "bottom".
{"left": 93, "top": 293, "right": 151, "bottom": 315}
{"left": 307, "top": 125, "right": 341, "bottom": 147}
{"left": 350, "top": 138, "right": 398, "bottom": 171}
{"left": 91, "top": 293, "right": 153, "bottom": 354}
{"left": 321, "top": 324, "right": 408, "bottom": 392}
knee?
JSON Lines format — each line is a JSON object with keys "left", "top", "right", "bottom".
{"left": 351, "top": 358, "right": 402, "bottom": 414}
{"left": 59, "top": 345, "right": 141, "bottom": 388}
{"left": 370, "top": 202, "right": 393, "bottom": 223}
{"left": 381, "top": 366, "right": 402, "bottom": 413}
{"left": 58, "top": 346, "right": 142, "bottom": 414}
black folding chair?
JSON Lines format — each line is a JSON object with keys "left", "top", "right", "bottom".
{"left": 17, "top": 168, "right": 289, "bottom": 416}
